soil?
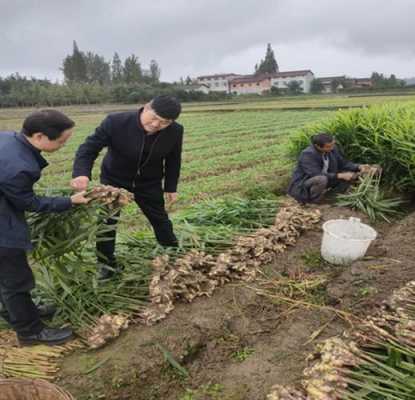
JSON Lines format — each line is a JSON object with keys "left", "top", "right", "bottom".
{"left": 58, "top": 205, "right": 415, "bottom": 400}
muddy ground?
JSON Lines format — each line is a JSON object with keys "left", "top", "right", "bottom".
{"left": 58, "top": 205, "right": 415, "bottom": 400}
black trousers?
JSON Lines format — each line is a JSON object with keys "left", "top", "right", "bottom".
{"left": 97, "top": 184, "right": 177, "bottom": 265}
{"left": 0, "top": 247, "right": 43, "bottom": 335}
{"left": 303, "top": 175, "right": 351, "bottom": 203}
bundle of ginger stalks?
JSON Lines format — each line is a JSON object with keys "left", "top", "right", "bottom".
{"left": 268, "top": 281, "right": 415, "bottom": 400}
{"left": 25, "top": 185, "right": 150, "bottom": 331}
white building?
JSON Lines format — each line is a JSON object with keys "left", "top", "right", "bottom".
{"left": 197, "top": 73, "right": 241, "bottom": 93}
{"left": 183, "top": 83, "right": 210, "bottom": 94}
{"left": 318, "top": 76, "right": 346, "bottom": 93}
{"left": 270, "top": 70, "right": 314, "bottom": 93}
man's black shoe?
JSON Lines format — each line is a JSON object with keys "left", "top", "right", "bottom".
{"left": 18, "top": 327, "right": 73, "bottom": 346}
{"left": 0, "top": 304, "right": 57, "bottom": 323}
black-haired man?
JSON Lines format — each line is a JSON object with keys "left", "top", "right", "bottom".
{"left": 71, "top": 96, "right": 183, "bottom": 279}
{"left": 288, "top": 133, "right": 370, "bottom": 204}
{"left": 0, "top": 110, "right": 90, "bottom": 346}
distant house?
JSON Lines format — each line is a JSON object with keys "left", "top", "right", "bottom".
{"left": 348, "top": 78, "right": 373, "bottom": 89}
{"left": 230, "top": 70, "right": 314, "bottom": 95}
{"left": 270, "top": 70, "right": 314, "bottom": 93}
{"left": 314, "top": 76, "right": 374, "bottom": 93}
{"left": 317, "top": 76, "right": 346, "bottom": 93}
{"left": 197, "top": 73, "right": 241, "bottom": 93}
{"left": 196, "top": 70, "right": 314, "bottom": 95}
{"left": 182, "top": 83, "right": 210, "bottom": 94}
{"left": 230, "top": 74, "right": 272, "bottom": 95}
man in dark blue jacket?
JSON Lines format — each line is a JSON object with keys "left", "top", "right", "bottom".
{"left": 0, "top": 110, "right": 89, "bottom": 346}
{"left": 71, "top": 95, "right": 183, "bottom": 279}
{"left": 288, "top": 133, "right": 369, "bottom": 204}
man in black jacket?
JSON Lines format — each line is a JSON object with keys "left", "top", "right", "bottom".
{"left": 0, "top": 110, "right": 90, "bottom": 346}
{"left": 288, "top": 133, "right": 369, "bottom": 204}
{"left": 71, "top": 96, "right": 183, "bottom": 278}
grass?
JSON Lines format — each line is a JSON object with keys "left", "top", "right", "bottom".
{"left": 180, "top": 384, "right": 225, "bottom": 400}
{"left": 231, "top": 347, "right": 255, "bottom": 362}
{"left": 3, "top": 93, "right": 415, "bottom": 218}
{"left": 1, "top": 102, "right": 330, "bottom": 224}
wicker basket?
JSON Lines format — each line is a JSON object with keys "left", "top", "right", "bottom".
{"left": 0, "top": 378, "right": 75, "bottom": 400}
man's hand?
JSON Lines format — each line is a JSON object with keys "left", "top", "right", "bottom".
{"left": 359, "top": 164, "right": 371, "bottom": 174}
{"left": 71, "top": 176, "right": 90, "bottom": 192}
{"left": 337, "top": 172, "right": 356, "bottom": 181}
{"left": 70, "top": 191, "right": 91, "bottom": 205}
{"left": 164, "top": 192, "right": 178, "bottom": 204}
{"left": 360, "top": 164, "right": 382, "bottom": 176}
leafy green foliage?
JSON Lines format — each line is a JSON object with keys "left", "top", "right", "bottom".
{"left": 289, "top": 103, "right": 415, "bottom": 191}
{"left": 28, "top": 198, "right": 151, "bottom": 330}
{"left": 174, "top": 197, "right": 279, "bottom": 229}
{"left": 337, "top": 174, "right": 404, "bottom": 222}
{"left": 255, "top": 43, "right": 279, "bottom": 75}
{"left": 287, "top": 80, "right": 304, "bottom": 95}
{"left": 346, "top": 344, "right": 415, "bottom": 400}
{"left": 231, "top": 347, "right": 255, "bottom": 362}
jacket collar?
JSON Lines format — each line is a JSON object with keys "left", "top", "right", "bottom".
{"left": 137, "top": 108, "right": 146, "bottom": 132}
{"left": 310, "top": 144, "right": 334, "bottom": 159}
{"left": 16, "top": 132, "right": 48, "bottom": 169}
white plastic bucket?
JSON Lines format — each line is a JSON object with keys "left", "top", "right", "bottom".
{"left": 321, "top": 217, "right": 377, "bottom": 265}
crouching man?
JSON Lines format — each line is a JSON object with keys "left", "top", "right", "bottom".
{"left": 288, "top": 133, "right": 370, "bottom": 204}
{"left": 0, "top": 110, "right": 89, "bottom": 346}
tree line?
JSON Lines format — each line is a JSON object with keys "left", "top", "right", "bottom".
{"left": 1, "top": 42, "right": 410, "bottom": 107}
{"left": 62, "top": 41, "right": 161, "bottom": 85}
{"left": 0, "top": 74, "right": 229, "bottom": 108}
{"left": 0, "top": 41, "right": 229, "bottom": 108}
{"left": 310, "top": 72, "right": 406, "bottom": 94}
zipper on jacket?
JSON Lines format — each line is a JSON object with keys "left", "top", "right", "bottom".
{"left": 140, "top": 134, "right": 161, "bottom": 171}
{"left": 132, "top": 132, "right": 145, "bottom": 190}
{"left": 132, "top": 132, "right": 163, "bottom": 190}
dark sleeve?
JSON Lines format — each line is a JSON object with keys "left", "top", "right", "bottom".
{"left": 1, "top": 171, "right": 72, "bottom": 213}
{"left": 72, "top": 116, "right": 112, "bottom": 178}
{"left": 164, "top": 128, "right": 183, "bottom": 192}
{"left": 299, "top": 152, "right": 337, "bottom": 183}
{"left": 337, "top": 150, "right": 360, "bottom": 172}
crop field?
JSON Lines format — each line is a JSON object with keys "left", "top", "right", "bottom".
{"left": 0, "top": 102, "right": 332, "bottom": 220}
{"left": 3, "top": 93, "right": 415, "bottom": 229}
{"left": 2, "top": 95, "right": 415, "bottom": 399}
{"left": 3, "top": 92, "right": 415, "bottom": 218}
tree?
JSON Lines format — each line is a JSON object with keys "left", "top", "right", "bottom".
{"left": 255, "top": 43, "right": 279, "bottom": 75}
{"left": 270, "top": 86, "right": 281, "bottom": 96}
{"left": 84, "top": 52, "right": 111, "bottom": 85}
{"left": 149, "top": 60, "right": 161, "bottom": 83}
{"left": 370, "top": 72, "right": 405, "bottom": 89}
{"left": 62, "top": 41, "right": 88, "bottom": 83}
{"left": 331, "top": 78, "right": 343, "bottom": 93}
{"left": 286, "top": 80, "right": 303, "bottom": 95}
{"left": 111, "top": 52, "right": 123, "bottom": 83}
{"left": 123, "top": 54, "right": 142, "bottom": 83}
{"left": 185, "top": 76, "right": 192, "bottom": 85}
{"left": 310, "top": 79, "right": 324, "bottom": 94}
{"left": 371, "top": 72, "right": 385, "bottom": 87}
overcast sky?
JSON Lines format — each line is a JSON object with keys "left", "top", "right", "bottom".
{"left": 1, "top": 0, "right": 414, "bottom": 82}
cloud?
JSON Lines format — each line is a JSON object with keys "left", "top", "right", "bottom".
{"left": 1, "top": 0, "right": 414, "bottom": 81}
